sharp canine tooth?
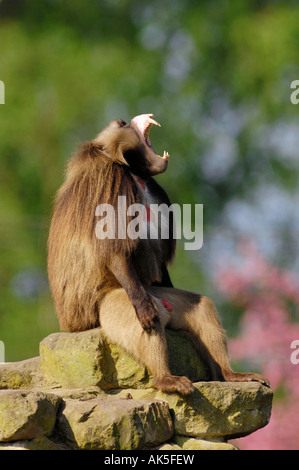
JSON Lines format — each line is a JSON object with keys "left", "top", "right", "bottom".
{"left": 163, "top": 150, "right": 170, "bottom": 159}
{"left": 148, "top": 118, "right": 161, "bottom": 127}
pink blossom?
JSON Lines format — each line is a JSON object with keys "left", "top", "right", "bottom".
{"left": 214, "top": 240, "right": 299, "bottom": 450}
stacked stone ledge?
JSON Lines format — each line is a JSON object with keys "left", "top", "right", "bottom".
{"left": 0, "top": 328, "right": 273, "bottom": 450}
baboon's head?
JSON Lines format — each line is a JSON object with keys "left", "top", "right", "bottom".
{"left": 94, "top": 114, "right": 169, "bottom": 179}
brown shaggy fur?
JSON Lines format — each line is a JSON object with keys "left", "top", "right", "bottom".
{"left": 48, "top": 142, "right": 137, "bottom": 331}
{"left": 48, "top": 117, "right": 270, "bottom": 394}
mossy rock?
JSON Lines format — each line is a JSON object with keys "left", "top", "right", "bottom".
{"left": 39, "top": 328, "right": 211, "bottom": 390}
{"left": 0, "top": 390, "right": 61, "bottom": 442}
{"left": 57, "top": 395, "right": 173, "bottom": 450}
{"left": 174, "top": 436, "right": 239, "bottom": 450}
{"left": 113, "top": 381, "right": 273, "bottom": 440}
{"left": 0, "top": 357, "right": 43, "bottom": 390}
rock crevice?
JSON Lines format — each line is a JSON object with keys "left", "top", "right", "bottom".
{"left": 0, "top": 328, "right": 273, "bottom": 450}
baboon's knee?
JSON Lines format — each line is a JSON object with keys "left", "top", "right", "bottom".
{"left": 201, "top": 295, "right": 217, "bottom": 311}
{"left": 187, "top": 295, "right": 224, "bottom": 333}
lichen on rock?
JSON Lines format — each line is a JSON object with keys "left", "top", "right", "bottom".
{"left": 0, "top": 328, "right": 273, "bottom": 450}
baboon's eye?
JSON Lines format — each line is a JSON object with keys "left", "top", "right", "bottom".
{"left": 117, "top": 119, "right": 127, "bottom": 127}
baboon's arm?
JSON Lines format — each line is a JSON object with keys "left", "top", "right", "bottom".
{"left": 108, "top": 255, "right": 159, "bottom": 332}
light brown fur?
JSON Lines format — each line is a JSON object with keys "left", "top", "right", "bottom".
{"left": 48, "top": 117, "right": 269, "bottom": 394}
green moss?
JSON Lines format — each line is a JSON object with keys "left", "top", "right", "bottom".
{"left": 39, "top": 329, "right": 211, "bottom": 392}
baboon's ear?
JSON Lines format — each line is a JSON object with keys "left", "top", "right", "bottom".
{"left": 116, "top": 119, "right": 127, "bottom": 127}
{"left": 93, "top": 123, "right": 133, "bottom": 165}
{"left": 83, "top": 142, "right": 104, "bottom": 158}
{"left": 75, "top": 141, "right": 111, "bottom": 163}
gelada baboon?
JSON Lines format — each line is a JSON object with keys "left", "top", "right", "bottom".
{"left": 48, "top": 114, "right": 269, "bottom": 394}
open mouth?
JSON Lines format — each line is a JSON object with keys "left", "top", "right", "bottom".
{"left": 131, "top": 114, "right": 170, "bottom": 160}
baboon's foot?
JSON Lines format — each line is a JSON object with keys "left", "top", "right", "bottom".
{"left": 153, "top": 375, "right": 195, "bottom": 395}
{"left": 223, "top": 370, "right": 270, "bottom": 387}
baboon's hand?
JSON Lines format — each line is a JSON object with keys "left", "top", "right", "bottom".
{"left": 135, "top": 296, "right": 159, "bottom": 333}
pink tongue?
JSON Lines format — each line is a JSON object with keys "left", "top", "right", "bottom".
{"left": 131, "top": 114, "right": 153, "bottom": 135}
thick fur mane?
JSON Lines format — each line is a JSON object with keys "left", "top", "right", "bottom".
{"left": 48, "top": 141, "right": 140, "bottom": 331}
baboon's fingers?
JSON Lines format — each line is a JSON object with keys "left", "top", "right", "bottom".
{"left": 223, "top": 371, "right": 271, "bottom": 387}
{"left": 153, "top": 375, "right": 195, "bottom": 395}
{"left": 136, "top": 309, "right": 159, "bottom": 333}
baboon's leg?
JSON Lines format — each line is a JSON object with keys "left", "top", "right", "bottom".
{"left": 99, "top": 288, "right": 194, "bottom": 395}
{"left": 149, "top": 287, "right": 270, "bottom": 386}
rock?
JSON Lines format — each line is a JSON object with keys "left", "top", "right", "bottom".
{"left": 113, "top": 381, "right": 273, "bottom": 440}
{"left": 39, "top": 328, "right": 210, "bottom": 390}
{"left": 0, "top": 442, "right": 28, "bottom": 450}
{"left": 0, "top": 328, "right": 273, "bottom": 451}
{"left": 57, "top": 396, "right": 173, "bottom": 450}
{"left": 0, "top": 390, "right": 61, "bottom": 442}
{"left": 174, "top": 436, "right": 239, "bottom": 450}
{"left": 0, "top": 357, "right": 43, "bottom": 390}
{"left": 0, "top": 436, "right": 70, "bottom": 450}
{"left": 163, "top": 330, "right": 211, "bottom": 381}
{"left": 45, "top": 386, "right": 107, "bottom": 400}
{"left": 154, "top": 443, "right": 182, "bottom": 450}
{"left": 39, "top": 329, "right": 150, "bottom": 390}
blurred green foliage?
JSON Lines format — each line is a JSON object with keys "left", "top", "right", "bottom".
{"left": 1, "top": 0, "right": 299, "bottom": 360}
